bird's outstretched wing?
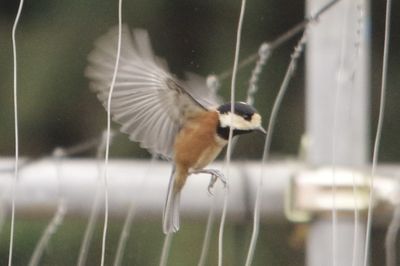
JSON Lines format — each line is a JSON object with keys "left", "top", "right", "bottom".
{"left": 85, "top": 26, "right": 220, "bottom": 159}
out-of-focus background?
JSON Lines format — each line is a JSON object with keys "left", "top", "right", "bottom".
{"left": 0, "top": 0, "right": 399, "bottom": 265}
{"left": 0, "top": 0, "right": 398, "bottom": 160}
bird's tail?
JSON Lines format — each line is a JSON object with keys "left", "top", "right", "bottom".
{"left": 163, "top": 167, "right": 181, "bottom": 234}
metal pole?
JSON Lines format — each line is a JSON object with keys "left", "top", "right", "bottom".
{"left": 0, "top": 159, "right": 299, "bottom": 220}
{"left": 305, "top": 0, "right": 370, "bottom": 265}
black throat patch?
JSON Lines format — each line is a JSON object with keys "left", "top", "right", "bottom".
{"left": 216, "top": 124, "right": 252, "bottom": 140}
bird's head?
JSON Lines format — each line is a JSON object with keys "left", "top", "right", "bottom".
{"left": 216, "top": 102, "right": 266, "bottom": 140}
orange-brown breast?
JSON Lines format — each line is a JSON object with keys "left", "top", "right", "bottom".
{"left": 172, "top": 111, "right": 227, "bottom": 191}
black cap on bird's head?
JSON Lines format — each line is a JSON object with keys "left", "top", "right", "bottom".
{"left": 216, "top": 102, "right": 266, "bottom": 140}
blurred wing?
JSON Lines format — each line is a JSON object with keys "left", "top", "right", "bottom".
{"left": 85, "top": 26, "right": 212, "bottom": 159}
{"left": 183, "top": 72, "right": 222, "bottom": 109}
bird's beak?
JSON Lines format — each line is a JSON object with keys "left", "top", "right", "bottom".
{"left": 257, "top": 126, "right": 267, "bottom": 135}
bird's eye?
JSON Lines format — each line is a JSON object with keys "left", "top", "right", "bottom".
{"left": 243, "top": 114, "right": 252, "bottom": 121}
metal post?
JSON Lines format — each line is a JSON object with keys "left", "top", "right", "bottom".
{"left": 305, "top": 0, "right": 370, "bottom": 265}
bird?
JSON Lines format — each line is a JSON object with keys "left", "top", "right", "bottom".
{"left": 85, "top": 25, "right": 266, "bottom": 234}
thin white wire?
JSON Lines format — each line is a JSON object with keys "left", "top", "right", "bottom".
{"left": 114, "top": 156, "right": 156, "bottom": 266}
{"left": 0, "top": 200, "right": 6, "bottom": 238}
{"left": 78, "top": 178, "right": 102, "bottom": 266}
{"left": 200, "top": 4, "right": 340, "bottom": 264}
{"left": 385, "top": 204, "right": 400, "bottom": 266}
{"left": 198, "top": 141, "right": 241, "bottom": 266}
{"left": 246, "top": 43, "right": 272, "bottom": 106}
{"left": 77, "top": 131, "right": 109, "bottom": 266}
{"left": 350, "top": 2, "right": 365, "bottom": 266}
{"left": 324, "top": 2, "right": 366, "bottom": 265}
{"left": 101, "top": 0, "right": 123, "bottom": 264}
{"left": 363, "top": 0, "right": 392, "bottom": 265}
{"left": 329, "top": 1, "right": 354, "bottom": 264}
{"left": 29, "top": 149, "right": 67, "bottom": 266}
{"left": 245, "top": 31, "right": 308, "bottom": 266}
{"left": 9, "top": 0, "right": 24, "bottom": 265}
{"left": 198, "top": 203, "right": 216, "bottom": 266}
{"left": 218, "top": 0, "right": 246, "bottom": 265}
{"left": 29, "top": 203, "right": 67, "bottom": 266}
{"left": 351, "top": 172, "right": 360, "bottom": 266}
{"left": 113, "top": 204, "right": 136, "bottom": 266}
{"left": 159, "top": 233, "right": 173, "bottom": 266}
{"left": 331, "top": 2, "right": 367, "bottom": 265}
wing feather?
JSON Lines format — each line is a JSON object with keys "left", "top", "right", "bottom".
{"left": 85, "top": 25, "right": 220, "bottom": 159}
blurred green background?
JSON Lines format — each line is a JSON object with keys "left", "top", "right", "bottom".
{"left": 0, "top": 0, "right": 397, "bottom": 161}
{"left": 0, "top": 0, "right": 399, "bottom": 265}
{"left": 0, "top": 217, "right": 305, "bottom": 266}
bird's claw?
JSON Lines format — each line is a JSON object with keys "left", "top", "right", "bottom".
{"left": 208, "top": 176, "right": 217, "bottom": 196}
{"left": 190, "top": 169, "right": 226, "bottom": 196}
{"left": 206, "top": 169, "right": 226, "bottom": 196}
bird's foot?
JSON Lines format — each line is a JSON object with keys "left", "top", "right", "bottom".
{"left": 190, "top": 169, "right": 226, "bottom": 195}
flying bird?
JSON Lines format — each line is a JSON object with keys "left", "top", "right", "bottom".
{"left": 85, "top": 26, "right": 266, "bottom": 234}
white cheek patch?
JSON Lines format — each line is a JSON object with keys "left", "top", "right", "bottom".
{"left": 219, "top": 112, "right": 261, "bottom": 130}
{"left": 251, "top": 113, "right": 262, "bottom": 126}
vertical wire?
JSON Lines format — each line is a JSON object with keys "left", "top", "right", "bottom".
{"left": 197, "top": 203, "right": 216, "bottom": 266}
{"left": 114, "top": 156, "right": 156, "bottom": 266}
{"left": 9, "top": 0, "right": 25, "bottom": 265}
{"left": 0, "top": 200, "right": 6, "bottom": 239}
{"left": 28, "top": 149, "right": 67, "bottom": 266}
{"left": 200, "top": 3, "right": 341, "bottom": 264}
{"left": 244, "top": 32, "right": 308, "bottom": 266}
{"left": 331, "top": 2, "right": 366, "bottom": 265}
{"left": 113, "top": 203, "right": 136, "bottom": 266}
{"left": 77, "top": 131, "right": 110, "bottom": 266}
{"left": 350, "top": 2, "right": 365, "bottom": 265}
{"left": 363, "top": 0, "right": 392, "bottom": 265}
{"left": 198, "top": 3, "right": 341, "bottom": 264}
{"left": 351, "top": 172, "right": 360, "bottom": 266}
{"left": 159, "top": 233, "right": 173, "bottom": 266}
{"left": 218, "top": 0, "right": 247, "bottom": 265}
{"left": 323, "top": 1, "right": 366, "bottom": 265}
{"left": 329, "top": 1, "right": 354, "bottom": 264}
{"left": 385, "top": 205, "right": 400, "bottom": 266}
{"left": 246, "top": 43, "right": 272, "bottom": 106}
{"left": 216, "top": 0, "right": 340, "bottom": 82}
{"left": 101, "top": 0, "right": 123, "bottom": 265}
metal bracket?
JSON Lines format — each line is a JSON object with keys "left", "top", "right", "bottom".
{"left": 285, "top": 167, "right": 400, "bottom": 223}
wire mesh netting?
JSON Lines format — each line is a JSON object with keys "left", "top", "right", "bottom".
{"left": 0, "top": 0, "right": 399, "bottom": 265}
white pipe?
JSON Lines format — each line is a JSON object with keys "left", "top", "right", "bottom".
{"left": 0, "top": 159, "right": 299, "bottom": 221}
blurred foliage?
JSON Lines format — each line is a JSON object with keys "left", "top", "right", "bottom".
{"left": 0, "top": 215, "right": 391, "bottom": 266}
{"left": 0, "top": 216, "right": 304, "bottom": 266}
{"left": 0, "top": 0, "right": 398, "bottom": 161}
